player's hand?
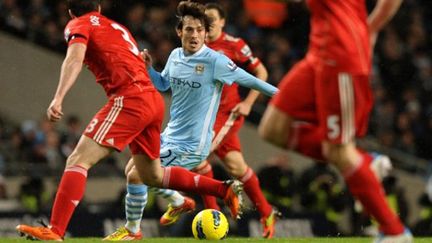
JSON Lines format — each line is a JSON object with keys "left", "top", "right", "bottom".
{"left": 141, "top": 49, "right": 153, "bottom": 67}
{"left": 47, "top": 98, "right": 64, "bottom": 122}
{"left": 231, "top": 101, "right": 252, "bottom": 117}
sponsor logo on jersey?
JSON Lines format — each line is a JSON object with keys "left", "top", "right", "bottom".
{"left": 170, "top": 77, "right": 202, "bottom": 89}
{"left": 226, "top": 60, "right": 238, "bottom": 71}
{"left": 195, "top": 64, "right": 205, "bottom": 74}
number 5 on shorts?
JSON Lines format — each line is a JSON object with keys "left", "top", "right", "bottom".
{"left": 327, "top": 115, "right": 340, "bottom": 140}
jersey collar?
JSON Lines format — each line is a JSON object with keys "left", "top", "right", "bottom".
{"left": 181, "top": 44, "right": 208, "bottom": 60}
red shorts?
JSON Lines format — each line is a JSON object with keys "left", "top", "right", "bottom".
{"left": 213, "top": 111, "right": 244, "bottom": 159}
{"left": 271, "top": 57, "right": 373, "bottom": 144}
{"left": 84, "top": 87, "right": 164, "bottom": 159}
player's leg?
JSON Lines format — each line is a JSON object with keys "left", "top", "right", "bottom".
{"left": 122, "top": 91, "right": 242, "bottom": 219}
{"left": 191, "top": 114, "right": 248, "bottom": 211}
{"left": 191, "top": 160, "right": 220, "bottom": 210}
{"left": 221, "top": 150, "right": 278, "bottom": 238}
{"left": 318, "top": 70, "right": 406, "bottom": 236}
{"left": 129, "top": 151, "right": 243, "bottom": 220}
{"left": 215, "top": 124, "right": 273, "bottom": 217}
{"left": 104, "top": 157, "right": 189, "bottom": 240}
{"left": 17, "top": 95, "right": 133, "bottom": 240}
{"left": 258, "top": 60, "right": 325, "bottom": 161}
{"left": 123, "top": 159, "right": 147, "bottom": 237}
{"left": 51, "top": 135, "right": 111, "bottom": 233}
{"left": 213, "top": 113, "right": 277, "bottom": 238}
{"left": 17, "top": 136, "right": 112, "bottom": 240}
{"left": 103, "top": 163, "right": 146, "bottom": 240}
{"left": 151, "top": 148, "right": 197, "bottom": 226}
{"left": 325, "top": 142, "right": 407, "bottom": 235}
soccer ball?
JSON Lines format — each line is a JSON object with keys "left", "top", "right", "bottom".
{"left": 192, "top": 209, "right": 229, "bottom": 240}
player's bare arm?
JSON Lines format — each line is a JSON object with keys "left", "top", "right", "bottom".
{"left": 368, "top": 0, "right": 403, "bottom": 47}
{"left": 232, "top": 63, "right": 268, "bottom": 116}
{"left": 47, "top": 43, "right": 86, "bottom": 122}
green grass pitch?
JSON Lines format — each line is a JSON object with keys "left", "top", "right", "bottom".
{"left": 0, "top": 238, "right": 431, "bottom": 242}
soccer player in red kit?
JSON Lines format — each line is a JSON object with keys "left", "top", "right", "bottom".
{"left": 15, "top": 0, "right": 242, "bottom": 240}
{"left": 259, "top": 0, "right": 413, "bottom": 242}
{"left": 177, "top": 3, "right": 278, "bottom": 238}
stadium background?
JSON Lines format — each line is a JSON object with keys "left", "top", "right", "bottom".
{"left": 0, "top": 0, "right": 431, "bottom": 238}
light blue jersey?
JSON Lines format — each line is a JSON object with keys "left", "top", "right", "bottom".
{"left": 149, "top": 45, "right": 277, "bottom": 167}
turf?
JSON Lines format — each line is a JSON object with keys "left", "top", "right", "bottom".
{"left": 0, "top": 238, "right": 431, "bottom": 242}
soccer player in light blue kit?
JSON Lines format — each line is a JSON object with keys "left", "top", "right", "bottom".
{"left": 104, "top": 1, "right": 278, "bottom": 240}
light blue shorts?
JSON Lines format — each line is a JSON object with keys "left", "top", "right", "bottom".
{"left": 160, "top": 146, "right": 207, "bottom": 170}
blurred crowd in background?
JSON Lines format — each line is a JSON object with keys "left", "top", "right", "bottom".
{"left": 1, "top": 0, "right": 432, "bottom": 161}
{"left": 1, "top": 0, "right": 432, "bottom": 236}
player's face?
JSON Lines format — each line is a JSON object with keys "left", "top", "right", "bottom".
{"left": 177, "top": 16, "right": 207, "bottom": 54}
{"left": 205, "top": 9, "right": 225, "bottom": 41}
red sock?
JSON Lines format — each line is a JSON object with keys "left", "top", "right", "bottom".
{"left": 193, "top": 162, "right": 220, "bottom": 210}
{"left": 344, "top": 154, "right": 404, "bottom": 235}
{"left": 50, "top": 165, "right": 88, "bottom": 236}
{"left": 162, "top": 166, "right": 228, "bottom": 198}
{"left": 239, "top": 167, "right": 272, "bottom": 218}
{"left": 289, "top": 122, "right": 325, "bottom": 161}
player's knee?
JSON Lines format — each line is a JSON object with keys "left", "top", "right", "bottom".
{"left": 141, "top": 175, "right": 161, "bottom": 187}
{"left": 225, "top": 163, "right": 240, "bottom": 177}
{"left": 66, "top": 151, "right": 93, "bottom": 169}
{"left": 258, "top": 122, "right": 273, "bottom": 141}
{"left": 223, "top": 158, "right": 247, "bottom": 178}
{"left": 137, "top": 170, "right": 162, "bottom": 187}
{"left": 258, "top": 123, "right": 287, "bottom": 147}
{"left": 230, "top": 167, "right": 246, "bottom": 178}
{"left": 126, "top": 168, "right": 143, "bottom": 184}
{"left": 323, "top": 143, "right": 357, "bottom": 171}
{"left": 192, "top": 160, "right": 208, "bottom": 172}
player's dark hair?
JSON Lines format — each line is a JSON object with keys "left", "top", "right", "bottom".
{"left": 176, "top": 1, "right": 210, "bottom": 32}
{"left": 204, "top": 3, "right": 226, "bottom": 20}
{"left": 67, "top": 0, "right": 101, "bottom": 17}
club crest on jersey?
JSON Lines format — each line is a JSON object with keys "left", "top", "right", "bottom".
{"left": 226, "top": 60, "right": 238, "bottom": 72}
{"left": 195, "top": 64, "right": 205, "bottom": 74}
{"left": 90, "top": 15, "right": 100, "bottom": 26}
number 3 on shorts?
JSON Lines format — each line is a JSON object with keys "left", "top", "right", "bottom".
{"left": 327, "top": 115, "right": 340, "bottom": 139}
{"left": 86, "top": 118, "right": 99, "bottom": 133}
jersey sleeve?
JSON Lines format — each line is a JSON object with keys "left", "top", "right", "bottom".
{"left": 214, "top": 54, "right": 278, "bottom": 97}
{"left": 149, "top": 67, "right": 170, "bottom": 92}
{"left": 161, "top": 49, "right": 176, "bottom": 80}
{"left": 64, "top": 17, "right": 91, "bottom": 46}
{"left": 234, "top": 38, "right": 261, "bottom": 71}
{"left": 150, "top": 49, "right": 176, "bottom": 92}
{"left": 214, "top": 54, "right": 238, "bottom": 86}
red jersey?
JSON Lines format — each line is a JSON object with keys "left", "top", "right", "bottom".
{"left": 207, "top": 32, "right": 261, "bottom": 113}
{"left": 306, "top": 0, "right": 371, "bottom": 75}
{"left": 64, "top": 12, "right": 153, "bottom": 96}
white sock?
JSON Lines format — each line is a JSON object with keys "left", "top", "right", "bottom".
{"left": 153, "top": 188, "right": 185, "bottom": 207}
{"left": 125, "top": 184, "right": 148, "bottom": 234}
